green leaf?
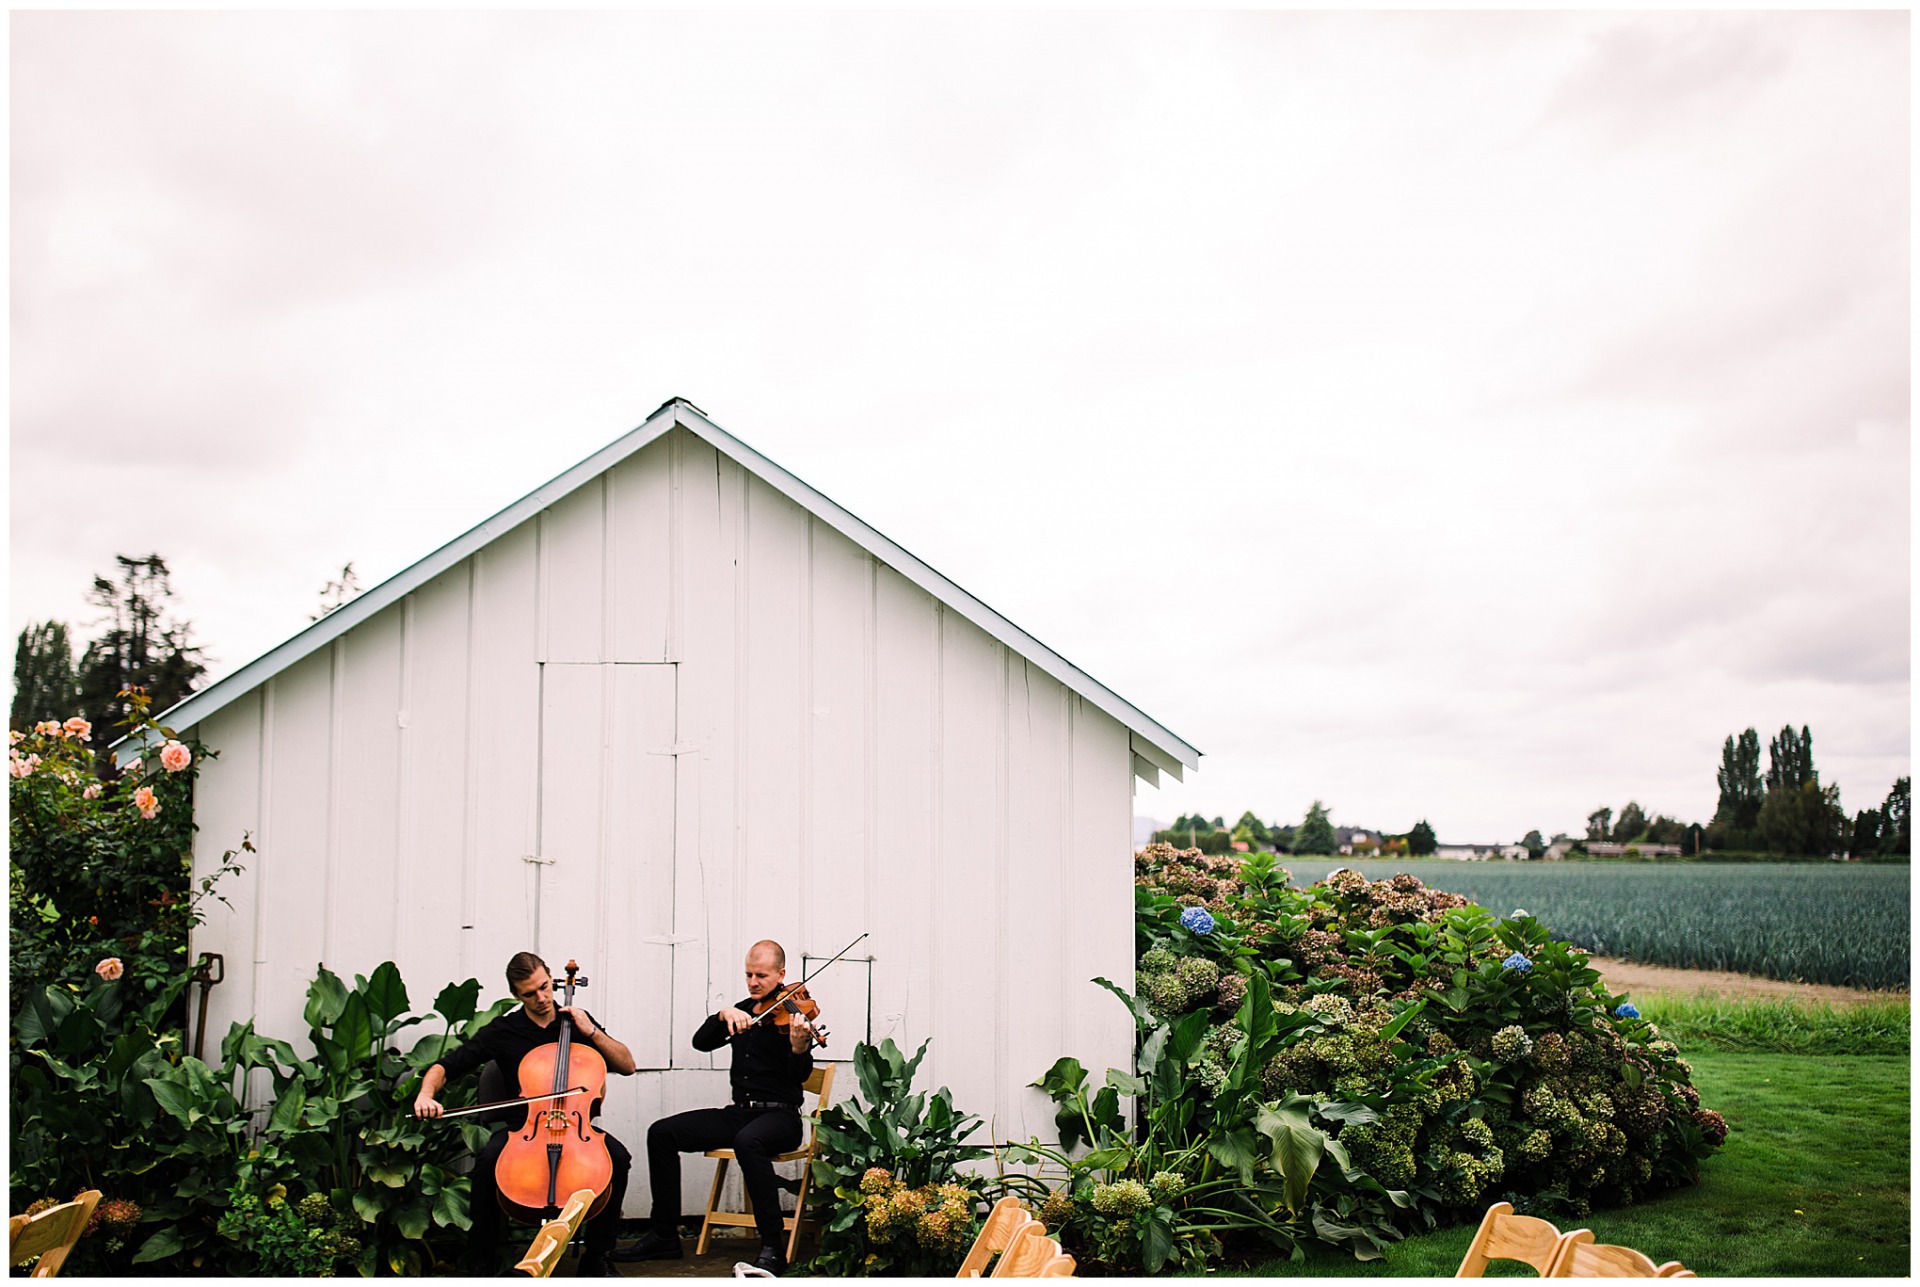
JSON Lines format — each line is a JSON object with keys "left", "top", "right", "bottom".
{"left": 334, "top": 991, "right": 375, "bottom": 1065}
{"left": 433, "top": 978, "right": 481, "bottom": 1025}
{"left": 353, "top": 1187, "right": 389, "bottom": 1222}
{"left": 1031, "top": 1056, "right": 1087, "bottom": 1100}
{"left": 1256, "top": 1097, "right": 1327, "bottom": 1215}
{"left": 1377, "top": 997, "right": 1425, "bottom": 1043}
{"left": 131, "top": 1226, "right": 185, "bottom": 1264}
{"left": 267, "top": 1081, "right": 307, "bottom": 1134}
{"left": 1091, "top": 976, "right": 1153, "bottom": 1028}
{"left": 395, "top": 1195, "right": 432, "bottom": 1241}
{"left": 362, "top": 960, "right": 411, "bottom": 1030}
{"left": 145, "top": 1074, "right": 197, "bottom": 1124}
{"left": 1142, "top": 1208, "right": 1177, "bottom": 1273}
{"left": 434, "top": 1179, "right": 472, "bottom": 1230}
{"left": 1104, "top": 1068, "right": 1148, "bottom": 1098}
{"left": 305, "top": 964, "right": 349, "bottom": 1031}
{"left": 1207, "top": 1126, "right": 1261, "bottom": 1185}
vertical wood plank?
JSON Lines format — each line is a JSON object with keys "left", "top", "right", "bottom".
{"left": 543, "top": 477, "right": 607, "bottom": 663}
{"left": 187, "top": 692, "right": 262, "bottom": 1056}
{"left": 607, "top": 447, "right": 672, "bottom": 662}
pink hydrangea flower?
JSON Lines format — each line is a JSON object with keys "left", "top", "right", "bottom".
{"left": 95, "top": 957, "right": 125, "bottom": 982}
{"left": 159, "top": 741, "right": 191, "bottom": 773}
{"left": 132, "top": 785, "right": 161, "bottom": 819}
{"left": 64, "top": 717, "right": 92, "bottom": 742}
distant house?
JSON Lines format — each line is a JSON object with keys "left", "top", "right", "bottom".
{"left": 1434, "top": 843, "right": 1509, "bottom": 861}
{"left": 1545, "top": 840, "right": 1682, "bottom": 860}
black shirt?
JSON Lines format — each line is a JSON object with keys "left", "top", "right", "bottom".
{"left": 695, "top": 997, "right": 814, "bottom": 1105}
{"left": 433, "top": 1007, "right": 612, "bottom": 1085}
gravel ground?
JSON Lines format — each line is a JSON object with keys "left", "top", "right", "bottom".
{"left": 1588, "top": 957, "right": 1907, "bottom": 1006}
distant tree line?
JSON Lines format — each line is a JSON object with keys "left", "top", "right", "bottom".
{"left": 12, "top": 555, "right": 208, "bottom": 755}
{"left": 1153, "top": 803, "right": 1440, "bottom": 858}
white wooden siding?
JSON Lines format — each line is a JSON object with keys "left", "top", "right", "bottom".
{"left": 186, "top": 427, "right": 1136, "bottom": 1219}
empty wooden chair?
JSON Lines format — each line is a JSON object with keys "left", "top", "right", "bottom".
{"left": 1548, "top": 1239, "right": 1669, "bottom": 1277}
{"left": 1655, "top": 1265, "right": 1695, "bottom": 1278}
{"left": 958, "top": 1197, "right": 1038, "bottom": 1277}
{"left": 1456, "top": 1201, "right": 1589, "bottom": 1277}
{"left": 697, "top": 1063, "right": 838, "bottom": 1263}
{"left": 991, "top": 1221, "right": 1071, "bottom": 1278}
{"left": 9, "top": 1191, "right": 102, "bottom": 1279}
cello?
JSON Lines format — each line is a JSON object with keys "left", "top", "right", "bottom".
{"left": 492, "top": 960, "right": 614, "bottom": 1222}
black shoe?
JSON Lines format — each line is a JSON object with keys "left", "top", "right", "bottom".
{"left": 753, "top": 1245, "right": 786, "bottom": 1276}
{"left": 611, "top": 1229, "right": 682, "bottom": 1262}
{"left": 574, "top": 1250, "right": 620, "bottom": 1277}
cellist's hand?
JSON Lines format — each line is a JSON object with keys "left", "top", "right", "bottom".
{"left": 413, "top": 1091, "right": 444, "bottom": 1119}
{"left": 560, "top": 1005, "right": 600, "bottom": 1038}
{"left": 718, "top": 1006, "right": 754, "bottom": 1035}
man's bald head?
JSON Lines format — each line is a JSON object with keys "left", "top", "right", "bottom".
{"left": 747, "top": 940, "right": 786, "bottom": 970}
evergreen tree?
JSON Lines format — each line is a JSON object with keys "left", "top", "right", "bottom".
{"left": 1406, "top": 819, "right": 1437, "bottom": 856}
{"left": 11, "top": 621, "right": 81, "bottom": 729}
{"left": 1850, "top": 808, "right": 1884, "bottom": 859}
{"left": 1294, "top": 801, "right": 1337, "bottom": 855}
{"left": 1586, "top": 807, "right": 1613, "bottom": 841}
{"left": 74, "top": 554, "right": 207, "bottom": 736}
{"left": 1234, "top": 810, "right": 1272, "bottom": 846}
{"left": 1765, "top": 725, "right": 1817, "bottom": 793}
{"left": 1757, "top": 779, "right": 1846, "bottom": 857}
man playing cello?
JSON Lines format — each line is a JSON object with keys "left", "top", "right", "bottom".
{"left": 616, "top": 939, "right": 816, "bottom": 1275}
{"left": 414, "top": 951, "right": 635, "bottom": 1276}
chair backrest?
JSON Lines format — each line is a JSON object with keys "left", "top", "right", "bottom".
{"left": 554, "top": 1188, "right": 596, "bottom": 1238}
{"left": 513, "top": 1220, "right": 571, "bottom": 1277}
{"left": 1654, "top": 1265, "right": 1694, "bottom": 1278}
{"left": 1034, "top": 1248, "right": 1078, "bottom": 1277}
{"left": 957, "top": 1197, "right": 1036, "bottom": 1277}
{"left": 1549, "top": 1239, "right": 1664, "bottom": 1277}
{"left": 990, "top": 1221, "right": 1062, "bottom": 1278}
{"left": 9, "top": 1192, "right": 102, "bottom": 1278}
{"left": 798, "top": 1062, "right": 836, "bottom": 1149}
{"left": 1456, "top": 1201, "right": 1585, "bottom": 1277}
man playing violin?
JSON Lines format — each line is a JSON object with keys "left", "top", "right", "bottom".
{"left": 616, "top": 939, "right": 816, "bottom": 1275}
{"left": 414, "top": 951, "right": 636, "bottom": 1276}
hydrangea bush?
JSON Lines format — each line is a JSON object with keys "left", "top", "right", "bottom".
{"left": 1015, "top": 845, "right": 1724, "bottom": 1273}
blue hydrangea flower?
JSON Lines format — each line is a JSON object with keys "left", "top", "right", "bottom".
{"left": 1502, "top": 952, "right": 1533, "bottom": 973}
{"left": 1614, "top": 1002, "right": 1640, "bottom": 1019}
{"left": 1179, "top": 906, "right": 1216, "bottom": 936}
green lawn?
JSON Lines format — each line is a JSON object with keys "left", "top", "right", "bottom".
{"left": 1197, "top": 1052, "right": 1911, "bottom": 1277}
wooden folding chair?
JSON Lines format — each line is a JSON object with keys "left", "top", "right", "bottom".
{"left": 1548, "top": 1238, "right": 1670, "bottom": 1277}
{"left": 1655, "top": 1266, "right": 1696, "bottom": 1279}
{"left": 958, "top": 1197, "right": 1038, "bottom": 1277}
{"left": 697, "top": 1063, "right": 838, "bottom": 1263}
{"left": 510, "top": 1188, "right": 597, "bottom": 1277}
{"left": 1456, "top": 1201, "right": 1589, "bottom": 1277}
{"left": 9, "top": 1191, "right": 102, "bottom": 1278}
{"left": 991, "top": 1221, "right": 1070, "bottom": 1278}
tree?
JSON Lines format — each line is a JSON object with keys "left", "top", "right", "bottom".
{"left": 311, "top": 562, "right": 361, "bottom": 621}
{"left": 1586, "top": 807, "right": 1613, "bottom": 842}
{"left": 1757, "top": 779, "right": 1846, "bottom": 857}
{"left": 1614, "top": 801, "right": 1648, "bottom": 844}
{"left": 1880, "top": 778, "right": 1910, "bottom": 858}
{"left": 1407, "top": 819, "right": 1437, "bottom": 856}
{"left": 1765, "top": 725, "right": 1817, "bottom": 793}
{"left": 1712, "top": 729, "right": 1764, "bottom": 843}
{"left": 1645, "top": 815, "right": 1688, "bottom": 846}
{"left": 1519, "top": 829, "right": 1546, "bottom": 860}
{"left": 11, "top": 622, "right": 81, "bottom": 729}
{"left": 1850, "top": 809, "right": 1884, "bottom": 859}
{"left": 1294, "top": 801, "right": 1337, "bottom": 855}
{"left": 75, "top": 554, "right": 208, "bottom": 737}
{"left": 1234, "top": 810, "right": 1272, "bottom": 847}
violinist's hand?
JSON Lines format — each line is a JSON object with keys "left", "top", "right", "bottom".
{"left": 561, "top": 1005, "right": 600, "bottom": 1038}
{"left": 413, "top": 1091, "right": 444, "bottom": 1119}
{"left": 718, "top": 1006, "right": 754, "bottom": 1035}
{"left": 788, "top": 1014, "right": 815, "bottom": 1053}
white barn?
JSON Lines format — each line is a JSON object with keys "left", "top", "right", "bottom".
{"left": 136, "top": 398, "right": 1200, "bottom": 1220}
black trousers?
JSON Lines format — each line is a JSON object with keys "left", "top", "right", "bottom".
{"left": 647, "top": 1105, "right": 802, "bottom": 1248}
{"left": 468, "top": 1126, "right": 632, "bottom": 1264}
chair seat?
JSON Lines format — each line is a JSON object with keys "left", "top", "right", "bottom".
{"left": 703, "top": 1148, "right": 811, "bottom": 1163}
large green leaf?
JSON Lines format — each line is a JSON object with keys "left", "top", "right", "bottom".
{"left": 334, "top": 991, "right": 375, "bottom": 1066}
{"left": 433, "top": 978, "right": 481, "bottom": 1025}
{"left": 433, "top": 1179, "right": 471, "bottom": 1230}
{"left": 1256, "top": 1097, "right": 1326, "bottom": 1215}
{"left": 1377, "top": 997, "right": 1425, "bottom": 1043}
{"left": 305, "top": 963, "right": 350, "bottom": 1031}
{"left": 394, "top": 1194, "right": 432, "bottom": 1240}
{"left": 1142, "top": 1208, "right": 1177, "bottom": 1273}
{"left": 1091, "top": 976, "right": 1153, "bottom": 1028}
{"left": 267, "top": 1082, "right": 308, "bottom": 1134}
{"left": 130, "top": 1226, "right": 185, "bottom": 1264}
{"left": 361, "top": 960, "right": 411, "bottom": 1031}
{"left": 145, "top": 1074, "right": 199, "bottom": 1125}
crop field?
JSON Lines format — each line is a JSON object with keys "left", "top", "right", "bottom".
{"left": 1275, "top": 858, "right": 1909, "bottom": 991}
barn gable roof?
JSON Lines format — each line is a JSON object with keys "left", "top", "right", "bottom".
{"left": 119, "top": 398, "right": 1199, "bottom": 783}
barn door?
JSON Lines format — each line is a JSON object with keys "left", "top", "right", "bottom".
{"left": 536, "top": 662, "right": 678, "bottom": 1070}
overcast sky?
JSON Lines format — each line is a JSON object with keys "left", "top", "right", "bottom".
{"left": 10, "top": 11, "right": 1909, "bottom": 844}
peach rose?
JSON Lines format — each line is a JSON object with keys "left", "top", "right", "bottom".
{"left": 132, "top": 785, "right": 160, "bottom": 819}
{"left": 95, "top": 957, "right": 125, "bottom": 982}
{"left": 83, "top": 782, "right": 103, "bottom": 799}
{"left": 8, "top": 730, "right": 22, "bottom": 746}
{"left": 9, "top": 753, "right": 38, "bottom": 779}
{"left": 159, "top": 741, "right": 191, "bottom": 773}
{"left": 64, "top": 717, "right": 92, "bottom": 742}
{"left": 34, "top": 720, "right": 60, "bottom": 736}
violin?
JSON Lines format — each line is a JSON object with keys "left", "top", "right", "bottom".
{"left": 750, "top": 982, "right": 830, "bottom": 1049}
{"left": 492, "top": 960, "right": 613, "bottom": 1223}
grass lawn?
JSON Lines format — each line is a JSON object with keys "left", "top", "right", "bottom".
{"left": 1196, "top": 1052, "right": 1910, "bottom": 1277}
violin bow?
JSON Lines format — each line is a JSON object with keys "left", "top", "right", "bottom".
{"left": 428, "top": 1085, "right": 593, "bottom": 1121}
{"left": 742, "top": 931, "right": 870, "bottom": 1030}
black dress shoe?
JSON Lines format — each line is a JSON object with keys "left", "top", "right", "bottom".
{"left": 611, "top": 1229, "right": 683, "bottom": 1262}
{"left": 753, "top": 1245, "right": 786, "bottom": 1276}
{"left": 574, "top": 1250, "right": 620, "bottom": 1277}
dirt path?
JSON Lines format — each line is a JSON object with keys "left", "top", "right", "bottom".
{"left": 1587, "top": 957, "right": 1906, "bottom": 1007}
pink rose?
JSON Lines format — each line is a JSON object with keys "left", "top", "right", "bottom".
{"left": 8, "top": 730, "right": 22, "bottom": 746}
{"left": 9, "top": 753, "right": 39, "bottom": 779}
{"left": 159, "top": 741, "right": 191, "bottom": 773}
{"left": 34, "top": 720, "right": 59, "bottom": 736}
{"left": 83, "top": 782, "right": 103, "bottom": 799}
{"left": 64, "top": 717, "right": 92, "bottom": 742}
{"left": 132, "top": 785, "right": 161, "bottom": 819}
{"left": 95, "top": 957, "right": 125, "bottom": 982}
